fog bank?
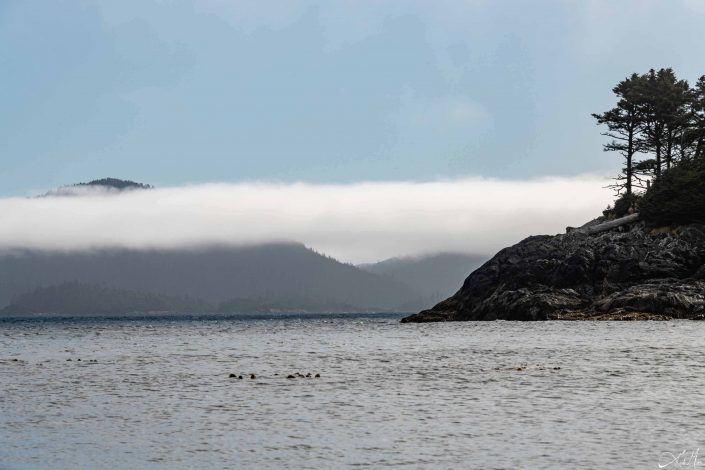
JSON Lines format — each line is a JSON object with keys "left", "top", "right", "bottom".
{"left": 1, "top": 177, "right": 612, "bottom": 263}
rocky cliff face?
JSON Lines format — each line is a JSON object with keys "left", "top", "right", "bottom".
{"left": 401, "top": 220, "right": 705, "bottom": 322}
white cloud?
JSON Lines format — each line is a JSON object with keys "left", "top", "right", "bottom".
{"left": 0, "top": 177, "right": 612, "bottom": 263}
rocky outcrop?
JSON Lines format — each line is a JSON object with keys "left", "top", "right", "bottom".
{"left": 401, "top": 219, "right": 705, "bottom": 322}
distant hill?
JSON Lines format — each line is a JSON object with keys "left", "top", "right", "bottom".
{"left": 0, "top": 282, "right": 370, "bottom": 316}
{"left": 42, "top": 178, "right": 153, "bottom": 196}
{"left": 359, "top": 253, "right": 488, "bottom": 306}
{"left": 1, "top": 282, "right": 207, "bottom": 316}
{"left": 75, "top": 178, "right": 153, "bottom": 190}
{"left": 0, "top": 244, "right": 420, "bottom": 313}
{"left": 5, "top": 177, "right": 483, "bottom": 314}
{"left": 217, "top": 294, "right": 364, "bottom": 314}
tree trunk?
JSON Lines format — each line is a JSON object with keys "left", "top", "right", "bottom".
{"left": 665, "top": 130, "right": 673, "bottom": 170}
{"left": 626, "top": 127, "right": 634, "bottom": 195}
{"left": 570, "top": 214, "right": 641, "bottom": 235}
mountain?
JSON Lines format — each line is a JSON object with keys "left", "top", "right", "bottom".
{"left": 42, "top": 178, "right": 153, "bottom": 196}
{"left": 0, "top": 243, "right": 418, "bottom": 313}
{"left": 216, "top": 294, "right": 363, "bottom": 314}
{"left": 1, "top": 282, "right": 208, "bottom": 316}
{"left": 74, "top": 178, "right": 153, "bottom": 190}
{"left": 0, "top": 282, "right": 367, "bottom": 316}
{"left": 4, "top": 178, "right": 464, "bottom": 315}
{"left": 359, "top": 253, "right": 488, "bottom": 306}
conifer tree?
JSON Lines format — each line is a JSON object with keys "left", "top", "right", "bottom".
{"left": 689, "top": 75, "right": 705, "bottom": 159}
{"left": 637, "top": 68, "right": 690, "bottom": 175}
{"left": 592, "top": 74, "right": 645, "bottom": 195}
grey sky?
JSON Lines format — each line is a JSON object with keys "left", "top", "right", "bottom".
{"left": 2, "top": 1, "right": 705, "bottom": 196}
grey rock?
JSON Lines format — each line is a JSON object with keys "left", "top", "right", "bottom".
{"left": 402, "top": 222, "right": 705, "bottom": 322}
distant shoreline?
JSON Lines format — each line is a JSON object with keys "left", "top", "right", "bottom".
{"left": 0, "top": 311, "right": 408, "bottom": 323}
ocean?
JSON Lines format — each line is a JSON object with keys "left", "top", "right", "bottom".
{"left": 1, "top": 313, "right": 703, "bottom": 469}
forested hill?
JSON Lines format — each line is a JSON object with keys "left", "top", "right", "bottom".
{"left": 74, "top": 178, "right": 153, "bottom": 190}
{"left": 359, "top": 253, "right": 488, "bottom": 306}
{"left": 42, "top": 178, "right": 153, "bottom": 196}
{"left": 0, "top": 282, "right": 369, "bottom": 315}
{"left": 1, "top": 282, "right": 208, "bottom": 316}
{"left": 0, "top": 244, "right": 422, "bottom": 312}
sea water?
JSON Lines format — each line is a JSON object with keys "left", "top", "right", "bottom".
{"left": 1, "top": 313, "right": 704, "bottom": 469}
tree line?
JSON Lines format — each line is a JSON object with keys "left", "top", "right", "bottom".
{"left": 593, "top": 68, "right": 705, "bottom": 196}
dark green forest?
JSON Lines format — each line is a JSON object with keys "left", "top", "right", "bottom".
{"left": 75, "top": 178, "right": 153, "bottom": 190}
{"left": 594, "top": 68, "right": 705, "bottom": 224}
{"left": 1, "top": 282, "right": 208, "bottom": 316}
{"left": 0, "top": 282, "right": 387, "bottom": 315}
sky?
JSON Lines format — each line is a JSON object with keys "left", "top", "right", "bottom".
{"left": 1, "top": 1, "right": 704, "bottom": 261}
{"left": 2, "top": 0, "right": 705, "bottom": 194}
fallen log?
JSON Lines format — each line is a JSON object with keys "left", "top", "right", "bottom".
{"left": 567, "top": 213, "right": 640, "bottom": 235}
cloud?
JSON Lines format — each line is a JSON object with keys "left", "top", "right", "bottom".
{"left": 0, "top": 177, "right": 612, "bottom": 263}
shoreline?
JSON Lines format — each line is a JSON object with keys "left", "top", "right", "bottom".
{"left": 403, "top": 217, "right": 705, "bottom": 323}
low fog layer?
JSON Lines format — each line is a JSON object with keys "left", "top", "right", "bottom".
{"left": 2, "top": 178, "right": 611, "bottom": 263}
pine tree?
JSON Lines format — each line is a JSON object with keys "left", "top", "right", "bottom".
{"left": 637, "top": 68, "right": 690, "bottom": 176}
{"left": 689, "top": 75, "right": 705, "bottom": 159}
{"left": 592, "top": 73, "right": 645, "bottom": 195}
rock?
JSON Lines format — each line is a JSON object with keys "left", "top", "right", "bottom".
{"left": 402, "top": 222, "right": 705, "bottom": 322}
{"left": 287, "top": 374, "right": 296, "bottom": 379}
{"left": 550, "top": 309, "right": 671, "bottom": 321}
{"left": 314, "top": 373, "right": 320, "bottom": 378}
{"left": 593, "top": 279, "right": 705, "bottom": 318}
{"left": 229, "top": 373, "right": 236, "bottom": 378}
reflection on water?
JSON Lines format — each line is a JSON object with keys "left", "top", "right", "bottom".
{"left": 1, "top": 314, "right": 704, "bottom": 469}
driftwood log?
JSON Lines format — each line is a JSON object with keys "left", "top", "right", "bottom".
{"left": 567, "top": 213, "right": 640, "bottom": 235}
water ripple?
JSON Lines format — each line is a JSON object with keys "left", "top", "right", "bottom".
{"left": 1, "top": 315, "right": 704, "bottom": 468}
